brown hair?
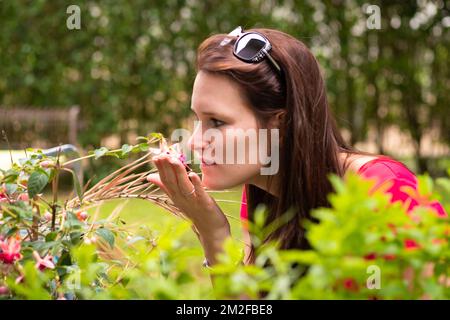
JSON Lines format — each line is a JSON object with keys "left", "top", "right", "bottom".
{"left": 196, "top": 28, "right": 376, "bottom": 262}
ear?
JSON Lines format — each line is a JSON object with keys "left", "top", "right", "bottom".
{"left": 265, "top": 111, "right": 286, "bottom": 149}
{"left": 267, "top": 110, "right": 285, "bottom": 129}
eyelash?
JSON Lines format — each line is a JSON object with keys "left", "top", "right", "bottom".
{"left": 191, "top": 111, "right": 225, "bottom": 128}
{"left": 210, "top": 118, "right": 225, "bottom": 128}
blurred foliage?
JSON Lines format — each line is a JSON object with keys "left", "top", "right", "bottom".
{"left": 0, "top": 0, "right": 449, "bottom": 177}
{"left": 2, "top": 167, "right": 448, "bottom": 299}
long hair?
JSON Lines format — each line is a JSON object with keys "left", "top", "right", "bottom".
{"left": 196, "top": 28, "right": 375, "bottom": 262}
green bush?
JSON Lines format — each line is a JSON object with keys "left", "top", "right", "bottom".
{"left": 0, "top": 145, "right": 448, "bottom": 299}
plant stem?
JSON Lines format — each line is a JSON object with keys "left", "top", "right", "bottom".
{"left": 61, "top": 147, "right": 130, "bottom": 167}
{"left": 51, "top": 149, "right": 62, "bottom": 231}
{"left": 32, "top": 199, "right": 40, "bottom": 241}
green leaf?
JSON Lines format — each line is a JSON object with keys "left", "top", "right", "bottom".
{"left": 27, "top": 171, "right": 49, "bottom": 198}
{"left": 417, "top": 174, "right": 433, "bottom": 196}
{"left": 138, "top": 143, "right": 149, "bottom": 152}
{"left": 136, "top": 136, "right": 148, "bottom": 142}
{"left": 176, "top": 271, "right": 194, "bottom": 285}
{"left": 64, "top": 212, "right": 85, "bottom": 229}
{"left": 121, "top": 144, "right": 132, "bottom": 154}
{"left": 5, "top": 183, "right": 18, "bottom": 195}
{"left": 96, "top": 228, "right": 115, "bottom": 248}
{"left": 94, "top": 147, "right": 109, "bottom": 159}
{"left": 5, "top": 226, "right": 19, "bottom": 238}
{"left": 106, "top": 151, "right": 121, "bottom": 159}
{"left": 4, "top": 169, "right": 19, "bottom": 183}
{"left": 70, "top": 231, "right": 83, "bottom": 245}
{"left": 56, "top": 250, "right": 72, "bottom": 267}
{"left": 126, "top": 236, "right": 145, "bottom": 245}
{"left": 67, "top": 169, "right": 83, "bottom": 202}
{"left": 30, "top": 240, "right": 59, "bottom": 252}
{"left": 149, "top": 132, "right": 164, "bottom": 141}
{"left": 45, "top": 231, "right": 58, "bottom": 242}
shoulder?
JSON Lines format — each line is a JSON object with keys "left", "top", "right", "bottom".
{"left": 350, "top": 155, "right": 417, "bottom": 192}
{"left": 356, "top": 155, "right": 416, "bottom": 182}
{"left": 354, "top": 156, "right": 447, "bottom": 217}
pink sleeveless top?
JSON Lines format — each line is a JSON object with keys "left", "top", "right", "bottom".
{"left": 240, "top": 156, "right": 447, "bottom": 223}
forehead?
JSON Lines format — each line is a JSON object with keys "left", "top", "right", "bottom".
{"left": 191, "top": 71, "right": 250, "bottom": 114}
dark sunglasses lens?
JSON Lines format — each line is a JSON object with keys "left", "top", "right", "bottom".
{"left": 235, "top": 33, "right": 267, "bottom": 60}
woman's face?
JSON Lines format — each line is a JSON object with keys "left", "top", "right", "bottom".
{"left": 187, "top": 71, "right": 268, "bottom": 190}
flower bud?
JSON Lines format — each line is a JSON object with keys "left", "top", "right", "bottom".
{"left": 76, "top": 210, "right": 89, "bottom": 221}
{"left": 43, "top": 211, "right": 53, "bottom": 221}
{"left": 18, "top": 193, "right": 29, "bottom": 202}
{"left": 40, "top": 160, "right": 54, "bottom": 168}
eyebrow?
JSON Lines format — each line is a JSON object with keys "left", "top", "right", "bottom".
{"left": 190, "top": 106, "right": 221, "bottom": 117}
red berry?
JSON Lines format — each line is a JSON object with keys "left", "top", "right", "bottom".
{"left": 76, "top": 211, "right": 88, "bottom": 221}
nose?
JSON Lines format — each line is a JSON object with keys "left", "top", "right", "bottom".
{"left": 187, "top": 120, "right": 205, "bottom": 154}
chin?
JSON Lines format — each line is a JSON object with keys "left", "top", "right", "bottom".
{"left": 200, "top": 164, "right": 260, "bottom": 190}
{"left": 201, "top": 176, "right": 234, "bottom": 190}
{"left": 200, "top": 164, "right": 236, "bottom": 190}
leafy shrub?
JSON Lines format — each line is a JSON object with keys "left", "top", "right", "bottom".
{"left": 0, "top": 140, "right": 448, "bottom": 299}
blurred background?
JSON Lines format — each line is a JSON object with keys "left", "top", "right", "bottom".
{"left": 1, "top": 0, "right": 449, "bottom": 183}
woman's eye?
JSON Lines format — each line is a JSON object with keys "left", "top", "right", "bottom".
{"left": 210, "top": 118, "right": 225, "bottom": 127}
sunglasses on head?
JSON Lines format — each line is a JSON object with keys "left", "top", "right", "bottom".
{"left": 220, "top": 26, "right": 282, "bottom": 75}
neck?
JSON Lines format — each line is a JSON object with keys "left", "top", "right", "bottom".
{"left": 248, "top": 172, "right": 281, "bottom": 197}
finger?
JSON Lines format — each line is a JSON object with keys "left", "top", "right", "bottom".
{"left": 169, "top": 157, "right": 195, "bottom": 195}
{"left": 152, "top": 157, "right": 174, "bottom": 195}
{"left": 188, "top": 172, "right": 208, "bottom": 201}
{"left": 157, "top": 155, "right": 178, "bottom": 191}
{"left": 146, "top": 173, "right": 169, "bottom": 194}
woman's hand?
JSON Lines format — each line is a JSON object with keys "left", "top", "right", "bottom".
{"left": 146, "top": 153, "right": 231, "bottom": 264}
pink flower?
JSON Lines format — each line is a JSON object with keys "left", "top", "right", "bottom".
{"left": 32, "top": 251, "right": 55, "bottom": 271}
{"left": 18, "top": 193, "right": 29, "bottom": 202}
{"left": 363, "top": 252, "right": 377, "bottom": 261}
{"left": 0, "top": 191, "right": 8, "bottom": 203}
{"left": 0, "top": 286, "right": 9, "bottom": 296}
{"left": 40, "top": 160, "right": 54, "bottom": 168}
{"left": 0, "top": 237, "right": 23, "bottom": 264}
{"left": 15, "top": 275, "right": 24, "bottom": 284}
{"left": 404, "top": 239, "right": 420, "bottom": 251}
{"left": 178, "top": 153, "right": 187, "bottom": 165}
{"left": 342, "top": 278, "right": 359, "bottom": 292}
{"left": 43, "top": 211, "right": 53, "bottom": 221}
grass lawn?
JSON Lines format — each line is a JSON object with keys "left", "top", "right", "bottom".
{"left": 87, "top": 187, "right": 244, "bottom": 241}
{"left": 44, "top": 187, "right": 244, "bottom": 297}
{"left": 101, "top": 188, "right": 244, "bottom": 296}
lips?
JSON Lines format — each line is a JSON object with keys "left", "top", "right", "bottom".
{"left": 201, "top": 159, "right": 216, "bottom": 166}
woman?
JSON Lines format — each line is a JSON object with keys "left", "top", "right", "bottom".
{"left": 147, "top": 27, "right": 446, "bottom": 267}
